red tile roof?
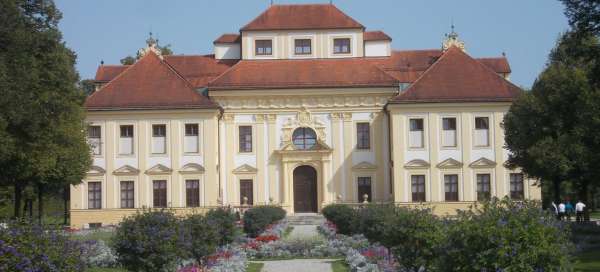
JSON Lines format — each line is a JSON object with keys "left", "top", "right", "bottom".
{"left": 477, "top": 57, "right": 511, "bottom": 74}
{"left": 241, "top": 4, "right": 364, "bottom": 31}
{"left": 209, "top": 58, "right": 397, "bottom": 90}
{"left": 85, "top": 52, "right": 217, "bottom": 110}
{"left": 164, "top": 55, "right": 239, "bottom": 88}
{"left": 213, "top": 34, "right": 241, "bottom": 44}
{"left": 95, "top": 65, "right": 130, "bottom": 82}
{"left": 390, "top": 46, "right": 521, "bottom": 104}
{"left": 364, "top": 31, "right": 392, "bottom": 41}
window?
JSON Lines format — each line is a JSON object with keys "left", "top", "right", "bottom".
{"left": 409, "top": 119, "right": 424, "bottom": 148}
{"left": 184, "top": 124, "right": 199, "bottom": 153}
{"left": 476, "top": 174, "right": 491, "bottom": 201}
{"left": 87, "top": 126, "right": 102, "bottom": 155}
{"left": 88, "top": 182, "right": 101, "bottom": 209}
{"left": 292, "top": 127, "right": 317, "bottom": 150}
{"left": 119, "top": 125, "right": 134, "bottom": 155}
{"left": 152, "top": 124, "right": 166, "bottom": 154}
{"left": 240, "top": 179, "right": 253, "bottom": 205}
{"left": 510, "top": 173, "right": 524, "bottom": 200}
{"left": 356, "top": 123, "right": 370, "bottom": 150}
{"left": 357, "top": 177, "right": 372, "bottom": 202}
{"left": 333, "top": 38, "right": 351, "bottom": 54}
{"left": 442, "top": 117, "right": 457, "bottom": 147}
{"left": 411, "top": 175, "right": 426, "bottom": 202}
{"left": 474, "top": 117, "right": 490, "bottom": 146}
{"left": 294, "top": 39, "right": 311, "bottom": 55}
{"left": 120, "top": 181, "right": 134, "bottom": 209}
{"left": 239, "top": 126, "right": 253, "bottom": 153}
{"left": 186, "top": 180, "right": 200, "bottom": 207}
{"left": 255, "top": 40, "right": 272, "bottom": 55}
{"left": 153, "top": 180, "right": 167, "bottom": 208}
{"left": 444, "top": 174, "right": 459, "bottom": 201}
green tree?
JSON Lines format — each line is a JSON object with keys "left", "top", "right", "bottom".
{"left": 562, "top": 0, "right": 600, "bottom": 36}
{"left": 0, "top": 0, "right": 91, "bottom": 220}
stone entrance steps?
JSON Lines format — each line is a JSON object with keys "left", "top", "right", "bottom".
{"left": 287, "top": 213, "right": 325, "bottom": 225}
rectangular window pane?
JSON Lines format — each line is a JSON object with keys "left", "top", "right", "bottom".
{"left": 153, "top": 180, "right": 167, "bottom": 208}
{"left": 474, "top": 117, "right": 489, "bottom": 147}
{"left": 333, "top": 38, "right": 351, "bottom": 54}
{"left": 476, "top": 174, "right": 491, "bottom": 201}
{"left": 119, "top": 125, "right": 134, "bottom": 154}
{"left": 186, "top": 180, "right": 200, "bottom": 207}
{"left": 120, "top": 181, "right": 134, "bottom": 208}
{"left": 294, "top": 39, "right": 311, "bottom": 55}
{"left": 357, "top": 177, "right": 372, "bottom": 202}
{"left": 411, "top": 175, "right": 426, "bottom": 202}
{"left": 184, "top": 124, "right": 199, "bottom": 153}
{"left": 240, "top": 180, "right": 253, "bottom": 205}
{"left": 510, "top": 173, "right": 524, "bottom": 200}
{"left": 87, "top": 126, "right": 102, "bottom": 155}
{"left": 255, "top": 40, "right": 272, "bottom": 55}
{"left": 152, "top": 124, "right": 166, "bottom": 137}
{"left": 152, "top": 125, "right": 166, "bottom": 154}
{"left": 409, "top": 119, "right": 424, "bottom": 148}
{"left": 475, "top": 117, "right": 489, "bottom": 129}
{"left": 442, "top": 118, "right": 457, "bottom": 147}
{"left": 120, "top": 125, "right": 133, "bottom": 137}
{"left": 88, "top": 182, "right": 101, "bottom": 209}
{"left": 444, "top": 174, "right": 459, "bottom": 201}
{"left": 442, "top": 118, "right": 456, "bottom": 130}
{"left": 356, "top": 123, "right": 370, "bottom": 150}
{"left": 185, "top": 124, "right": 198, "bottom": 136}
{"left": 239, "top": 126, "right": 252, "bottom": 153}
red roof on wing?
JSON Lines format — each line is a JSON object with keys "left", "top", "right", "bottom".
{"left": 390, "top": 46, "right": 521, "bottom": 103}
{"left": 164, "top": 55, "right": 238, "bottom": 88}
{"left": 364, "top": 31, "right": 392, "bottom": 41}
{"left": 241, "top": 4, "right": 364, "bottom": 31}
{"left": 95, "top": 65, "right": 130, "bottom": 82}
{"left": 85, "top": 52, "right": 217, "bottom": 110}
{"left": 213, "top": 34, "right": 241, "bottom": 44}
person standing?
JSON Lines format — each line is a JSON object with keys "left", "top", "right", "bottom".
{"left": 576, "top": 200, "right": 586, "bottom": 223}
{"left": 565, "top": 201, "right": 574, "bottom": 221}
{"left": 558, "top": 202, "right": 566, "bottom": 221}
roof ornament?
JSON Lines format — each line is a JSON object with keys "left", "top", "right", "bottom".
{"left": 138, "top": 31, "right": 163, "bottom": 59}
{"left": 442, "top": 22, "right": 466, "bottom": 52}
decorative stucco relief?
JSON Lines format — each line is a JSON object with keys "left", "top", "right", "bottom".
{"left": 215, "top": 95, "right": 390, "bottom": 110}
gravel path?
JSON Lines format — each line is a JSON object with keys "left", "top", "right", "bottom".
{"left": 287, "top": 225, "right": 319, "bottom": 238}
{"left": 257, "top": 259, "right": 337, "bottom": 272}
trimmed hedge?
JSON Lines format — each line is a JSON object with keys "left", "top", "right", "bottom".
{"left": 321, "top": 204, "right": 357, "bottom": 235}
{"left": 243, "top": 205, "right": 286, "bottom": 237}
{"left": 205, "top": 208, "right": 238, "bottom": 246}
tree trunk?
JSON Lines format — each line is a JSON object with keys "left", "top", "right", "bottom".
{"left": 27, "top": 199, "right": 33, "bottom": 218}
{"left": 579, "top": 180, "right": 589, "bottom": 204}
{"left": 63, "top": 184, "right": 69, "bottom": 226}
{"left": 553, "top": 179, "right": 561, "bottom": 203}
{"left": 37, "top": 184, "right": 43, "bottom": 224}
{"left": 13, "top": 183, "right": 22, "bottom": 219}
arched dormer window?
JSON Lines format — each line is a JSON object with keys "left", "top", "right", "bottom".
{"left": 292, "top": 127, "right": 317, "bottom": 150}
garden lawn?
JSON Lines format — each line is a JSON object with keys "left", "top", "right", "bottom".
{"left": 575, "top": 248, "right": 600, "bottom": 271}
{"left": 330, "top": 259, "right": 350, "bottom": 272}
{"left": 247, "top": 262, "right": 265, "bottom": 272}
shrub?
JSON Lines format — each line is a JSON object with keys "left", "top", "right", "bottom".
{"left": 182, "top": 214, "right": 219, "bottom": 265}
{"left": 206, "top": 207, "right": 239, "bottom": 246}
{"left": 354, "top": 204, "right": 396, "bottom": 243}
{"left": 243, "top": 205, "right": 286, "bottom": 237}
{"left": 321, "top": 204, "right": 356, "bottom": 235}
{"left": 81, "top": 239, "right": 119, "bottom": 268}
{"left": 438, "top": 197, "right": 574, "bottom": 271}
{"left": 112, "top": 210, "right": 188, "bottom": 272}
{"left": 0, "top": 220, "right": 86, "bottom": 271}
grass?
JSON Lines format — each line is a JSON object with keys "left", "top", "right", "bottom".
{"left": 330, "top": 259, "right": 350, "bottom": 272}
{"left": 282, "top": 226, "right": 294, "bottom": 238}
{"left": 87, "top": 268, "right": 127, "bottom": 272}
{"left": 247, "top": 262, "right": 265, "bottom": 272}
{"left": 575, "top": 248, "right": 600, "bottom": 272}
{"left": 590, "top": 211, "right": 600, "bottom": 220}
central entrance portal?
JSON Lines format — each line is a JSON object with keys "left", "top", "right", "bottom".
{"left": 293, "top": 165, "right": 318, "bottom": 213}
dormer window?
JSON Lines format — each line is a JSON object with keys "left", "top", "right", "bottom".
{"left": 294, "top": 39, "right": 311, "bottom": 55}
{"left": 333, "top": 38, "right": 351, "bottom": 54}
{"left": 255, "top": 40, "right": 272, "bottom": 55}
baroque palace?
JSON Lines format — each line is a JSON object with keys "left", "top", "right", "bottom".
{"left": 71, "top": 4, "right": 540, "bottom": 227}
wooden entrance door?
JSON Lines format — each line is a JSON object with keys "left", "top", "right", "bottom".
{"left": 293, "top": 165, "right": 318, "bottom": 213}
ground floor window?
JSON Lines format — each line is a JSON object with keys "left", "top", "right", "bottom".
{"left": 510, "top": 173, "right": 524, "bottom": 200}
{"left": 153, "top": 180, "right": 167, "bottom": 208}
{"left": 240, "top": 179, "right": 253, "bottom": 205}
{"left": 444, "top": 174, "right": 459, "bottom": 201}
{"left": 186, "top": 179, "right": 200, "bottom": 207}
{"left": 411, "top": 175, "right": 426, "bottom": 202}
{"left": 88, "top": 182, "right": 101, "bottom": 209}
{"left": 120, "top": 181, "right": 134, "bottom": 208}
{"left": 357, "top": 177, "right": 372, "bottom": 202}
{"left": 477, "top": 174, "right": 491, "bottom": 201}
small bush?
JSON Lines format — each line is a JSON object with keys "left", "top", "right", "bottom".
{"left": 243, "top": 205, "right": 286, "bottom": 237}
{"left": 354, "top": 204, "right": 396, "bottom": 243}
{"left": 182, "top": 214, "right": 219, "bottom": 265}
{"left": 321, "top": 204, "right": 356, "bottom": 235}
{"left": 0, "top": 220, "right": 86, "bottom": 271}
{"left": 112, "top": 210, "right": 187, "bottom": 272}
{"left": 206, "top": 207, "right": 239, "bottom": 246}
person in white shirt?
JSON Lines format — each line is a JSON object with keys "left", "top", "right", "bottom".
{"left": 576, "top": 201, "right": 586, "bottom": 223}
{"left": 558, "top": 202, "right": 566, "bottom": 221}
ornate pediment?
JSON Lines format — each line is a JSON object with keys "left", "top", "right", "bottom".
{"left": 436, "top": 158, "right": 463, "bottom": 169}
{"left": 280, "top": 108, "right": 327, "bottom": 147}
{"left": 352, "top": 161, "right": 377, "bottom": 170}
{"left": 113, "top": 165, "right": 140, "bottom": 176}
{"left": 469, "top": 157, "right": 497, "bottom": 168}
{"left": 404, "top": 159, "right": 430, "bottom": 169}
{"left": 87, "top": 165, "right": 106, "bottom": 176}
{"left": 179, "top": 163, "right": 205, "bottom": 174}
{"left": 232, "top": 164, "right": 258, "bottom": 174}
{"left": 145, "top": 164, "right": 172, "bottom": 175}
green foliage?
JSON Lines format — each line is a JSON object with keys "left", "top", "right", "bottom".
{"left": 182, "top": 214, "right": 218, "bottom": 265}
{"left": 112, "top": 210, "right": 187, "bottom": 272}
{"left": 205, "top": 207, "right": 239, "bottom": 246}
{"left": 0, "top": 220, "right": 86, "bottom": 271}
{"left": 120, "top": 56, "right": 136, "bottom": 65}
{"left": 321, "top": 204, "right": 357, "bottom": 235}
{"left": 561, "top": 0, "right": 600, "bottom": 36}
{"left": 243, "top": 205, "right": 286, "bottom": 237}
{"left": 353, "top": 204, "right": 395, "bottom": 243}
{"left": 438, "top": 197, "right": 574, "bottom": 271}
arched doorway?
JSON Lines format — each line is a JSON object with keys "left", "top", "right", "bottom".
{"left": 293, "top": 165, "right": 318, "bottom": 213}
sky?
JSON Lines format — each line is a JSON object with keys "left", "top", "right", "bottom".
{"left": 54, "top": 0, "right": 569, "bottom": 89}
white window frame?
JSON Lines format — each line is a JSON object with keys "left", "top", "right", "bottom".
{"left": 408, "top": 117, "right": 425, "bottom": 149}
{"left": 151, "top": 124, "right": 167, "bottom": 154}
{"left": 441, "top": 116, "right": 458, "bottom": 148}
{"left": 474, "top": 116, "right": 491, "bottom": 147}
{"left": 183, "top": 123, "right": 201, "bottom": 154}
{"left": 118, "top": 124, "right": 135, "bottom": 156}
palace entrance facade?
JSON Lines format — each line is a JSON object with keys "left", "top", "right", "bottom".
{"left": 293, "top": 165, "right": 318, "bottom": 213}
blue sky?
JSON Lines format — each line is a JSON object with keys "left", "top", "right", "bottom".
{"left": 55, "top": 0, "right": 569, "bottom": 88}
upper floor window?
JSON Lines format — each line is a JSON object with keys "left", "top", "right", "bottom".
{"left": 356, "top": 123, "right": 370, "bottom": 150}
{"left": 239, "top": 126, "right": 253, "bottom": 153}
{"left": 255, "top": 40, "right": 272, "bottom": 56}
{"left": 474, "top": 117, "right": 490, "bottom": 147}
{"left": 444, "top": 174, "right": 459, "bottom": 201}
{"left": 87, "top": 125, "right": 101, "bottom": 155}
{"left": 510, "top": 173, "right": 524, "bottom": 200}
{"left": 409, "top": 118, "right": 424, "bottom": 148}
{"left": 411, "top": 175, "right": 426, "bottom": 202}
{"left": 477, "top": 174, "right": 491, "bottom": 201}
{"left": 184, "top": 123, "right": 199, "bottom": 153}
{"left": 119, "top": 125, "right": 134, "bottom": 155}
{"left": 292, "top": 127, "right": 317, "bottom": 150}
{"left": 88, "top": 182, "right": 101, "bottom": 209}
{"left": 357, "top": 177, "right": 372, "bottom": 203}
{"left": 442, "top": 117, "right": 457, "bottom": 147}
{"left": 294, "top": 39, "right": 311, "bottom": 55}
{"left": 152, "top": 124, "right": 166, "bottom": 154}
{"left": 333, "top": 38, "right": 351, "bottom": 54}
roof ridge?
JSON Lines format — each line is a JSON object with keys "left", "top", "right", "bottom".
{"left": 88, "top": 59, "right": 137, "bottom": 100}
{"left": 394, "top": 47, "right": 453, "bottom": 97}
{"left": 158, "top": 54, "right": 201, "bottom": 92}
{"left": 207, "top": 59, "right": 244, "bottom": 87}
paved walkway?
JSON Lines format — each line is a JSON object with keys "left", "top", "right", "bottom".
{"left": 287, "top": 224, "right": 319, "bottom": 239}
{"left": 257, "top": 259, "right": 337, "bottom": 272}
